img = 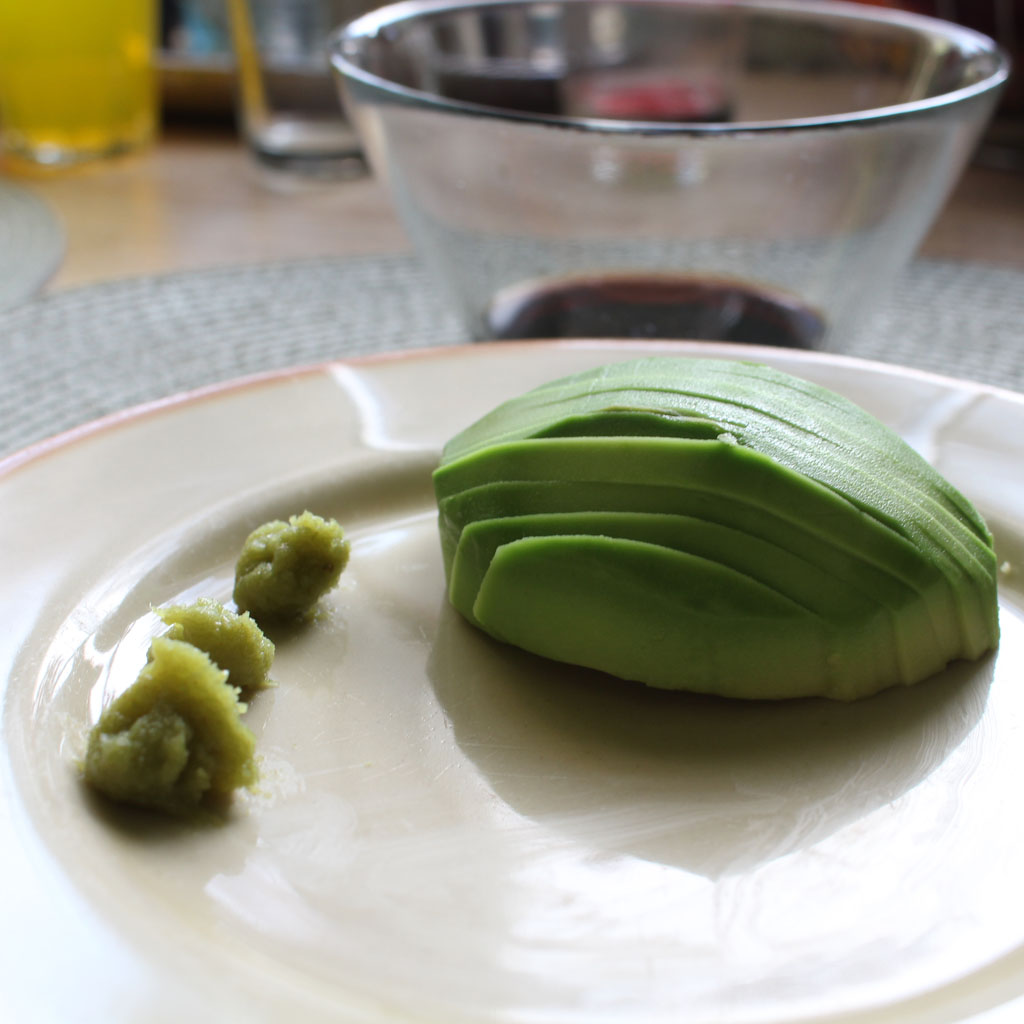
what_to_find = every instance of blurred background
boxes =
[156,0,1022,163]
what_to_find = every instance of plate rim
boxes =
[4,338,1023,479]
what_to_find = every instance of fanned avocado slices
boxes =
[433,358,999,701]
[451,511,917,696]
[473,535,837,700]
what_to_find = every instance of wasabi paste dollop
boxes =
[156,598,274,692]
[234,511,350,623]
[83,637,257,813]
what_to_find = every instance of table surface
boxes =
[9,126,1024,291]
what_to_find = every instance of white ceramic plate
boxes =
[4,340,1024,1024]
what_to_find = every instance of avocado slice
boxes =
[451,511,923,689]
[440,359,993,577]
[450,510,872,623]
[436,439,941,585]
[435,435,991,658]
[471,534,854,700]
[438,477,942,663]
[531,409,730,441]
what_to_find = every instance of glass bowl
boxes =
[330,0,1008,347]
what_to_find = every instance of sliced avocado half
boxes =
[432,357,999,699]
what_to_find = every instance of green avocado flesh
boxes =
[83,637,257,813]
[433,357,999,701]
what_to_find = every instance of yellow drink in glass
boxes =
[0,0,157,170]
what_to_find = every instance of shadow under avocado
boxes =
[428,601,993,880]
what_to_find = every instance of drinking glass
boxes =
[0,0,158,171]
[228,0,378,178]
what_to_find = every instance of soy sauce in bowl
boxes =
[486,273,827,348]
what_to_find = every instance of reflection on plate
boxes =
[3,340,1024,1024]
[0,180,64,310]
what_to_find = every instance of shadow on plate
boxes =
[428,602,993,879]
[75,772,254,843]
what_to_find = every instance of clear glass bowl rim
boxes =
[329,0,1011,134]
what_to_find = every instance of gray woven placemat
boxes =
[1,253,1021,458]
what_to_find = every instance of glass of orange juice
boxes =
[0,0,158,171]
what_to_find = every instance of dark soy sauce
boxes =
[486,273,827,348]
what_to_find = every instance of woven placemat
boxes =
[1,253,1021,457]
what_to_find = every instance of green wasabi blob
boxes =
[233,511,350,624]
[155,598,274,693]
[83,637,257,814]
